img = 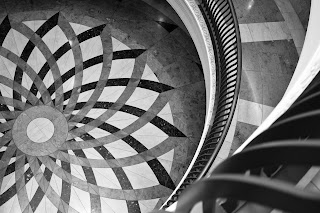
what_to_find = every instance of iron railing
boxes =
[155,67,320,213]
[162,0,242,208]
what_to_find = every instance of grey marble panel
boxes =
[261,72,292,107]
[229,121,258,155]
[239,70,263,104]
[233,0,284,24]
[289,0,311,31]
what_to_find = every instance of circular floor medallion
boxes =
[27,118,55,143]
[12,106,68,156]
[0,6,206,212]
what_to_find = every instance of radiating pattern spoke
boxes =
[0,11,199,213]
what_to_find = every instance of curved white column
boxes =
[236,0,320,153]
[162,0,217,209]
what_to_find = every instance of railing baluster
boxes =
[161,0,242,209]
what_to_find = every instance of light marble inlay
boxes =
[27,118,54,143]
[0,2,206,211]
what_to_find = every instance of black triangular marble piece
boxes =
[49,156,56,162]
[36,12,59,37]
[0,16,11,45]
[113,49,146,60]
[156,21,178,33]
[195,62,203,71]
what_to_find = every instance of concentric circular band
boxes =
[12,105,68,156]
[0,3,206,212]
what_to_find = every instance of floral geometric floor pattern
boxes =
[0,1,206,212]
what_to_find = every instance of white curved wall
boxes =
[236,0,320,153]
[162,0,217,209]
[166,0,216,114]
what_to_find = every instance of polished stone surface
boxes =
[27,118,54,143]
[0,1,204,212]
[240,40,298,106]
[12,105,68,156]
[288,0,311,31]
[229,121,257,155]
[219,0,307,159]
[233,0,284,24]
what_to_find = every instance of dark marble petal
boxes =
[150,116,185,137]
[147,159,175,190]
[127,200,140,213]
[113,49,146,60]
[0,16,11,45]
[138,80,174,93]
[36,12,59,37]
[156,21,178,33]
[77,24,106,43]
[60,160,72,205]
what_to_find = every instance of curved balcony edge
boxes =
[154,1,320,212]
[162,0,242,209]
[161,0,217,208]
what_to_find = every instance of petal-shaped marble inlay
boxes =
[0,6,206,212]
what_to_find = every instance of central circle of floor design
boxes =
[0,5,205,213]
[12,106,68,156]
[27,118,55,143]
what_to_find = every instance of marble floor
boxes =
[0,0,312,212]
[215,0,310,171]
[0,1,205,213]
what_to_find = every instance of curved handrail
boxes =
[162,0,242,208]
[153,65,320,213]
[157,141,320,213]
[177,173,320,213]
